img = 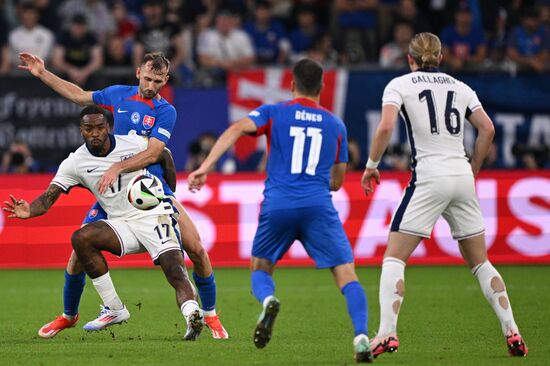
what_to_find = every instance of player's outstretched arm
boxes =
[188,117,257,192]
[18,52,94,106]
[362,104,399,196]
[467,107,495,177]
[3,185,63,219]
[98,138,167,194]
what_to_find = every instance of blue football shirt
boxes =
[248,98,348,211]
[92,85,177,195]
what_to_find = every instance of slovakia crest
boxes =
[143,115,155,129]
[131,112,140,124]
[89,209,98,218]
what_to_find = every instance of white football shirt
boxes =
[382,70,482,179]
[52,134,174,220]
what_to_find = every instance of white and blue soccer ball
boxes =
[127,173,164,210]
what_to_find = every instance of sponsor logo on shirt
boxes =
[143,115,155,129]
[131,112,140,124]
[295,110,323,122]
[249,110,260,117]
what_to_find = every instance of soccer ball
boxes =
[127,173,164,210]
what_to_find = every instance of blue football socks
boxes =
[341,281,368,336]
[192,272,217,312]
[251,270,275,304]
[63,271,86,317]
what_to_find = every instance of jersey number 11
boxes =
[289,126,323,176]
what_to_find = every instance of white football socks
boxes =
[377,257,406,337]
[472,261,519,336]
[180,300,200,320]
[91,272,124,310]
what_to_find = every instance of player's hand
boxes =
[361,168,380,196]
[18,52,46,77]
[3,195,31,219]
[98,165,120,194]
[188,167,208,193]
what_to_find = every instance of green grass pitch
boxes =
[0,266,548,365]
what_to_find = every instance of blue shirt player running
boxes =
[17,51,227,340]
[188,59,373,363]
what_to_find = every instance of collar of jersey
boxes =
[289,97,321,108]
[126,93,156,109]
[86,134,116,157]
[415,67,440,73]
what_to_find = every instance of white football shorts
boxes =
[102,214,182,264]
[390,174,485,240]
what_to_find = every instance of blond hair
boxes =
[409,32,441,69]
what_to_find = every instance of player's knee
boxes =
[71,228,95,252]
[186,243,207,262]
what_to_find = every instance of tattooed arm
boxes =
[3,184,64,219]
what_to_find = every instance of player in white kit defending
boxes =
[361,33,528,358]
[3,106,204,339]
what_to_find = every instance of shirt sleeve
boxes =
[149,105,177,144]
[382,79,403,108]
[92,85,119,109]
[465,84,482,117]
[336,121,349,163]
[239,32,255,58]
[247,104,272,136]
[51,154,80,193]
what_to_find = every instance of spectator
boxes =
[1,140,40,174]
[133,0,185,69]
[347,137,362,171]
[512,143,549,169]
[244,0,290,65]
[441,3,487,71]
[185,132,238,173]
[334,0,379,63]
[393,0,431,37]
[35,0,62,34]
[111,0,139,44]
[197,7,255,82]
[52,14,103,86]
[0,7,10,75]
[58,0,115,43]
[507,7,550,73]
[305,33,339,67]
[289,6,320,60]
[379,21,413,68]
[8,3,54,66]
[104,36,132,67]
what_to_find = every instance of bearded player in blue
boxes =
[189,59,373,363]
[18,52,228,340]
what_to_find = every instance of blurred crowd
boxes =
[0,0,548,87]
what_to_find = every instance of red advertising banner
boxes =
[1,171,549,268]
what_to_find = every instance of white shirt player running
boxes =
[382,70,482,179]
[51,134,174,220]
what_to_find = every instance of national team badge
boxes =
[143,115,155,129]
[89,209,98,218]
[131,112,140,124]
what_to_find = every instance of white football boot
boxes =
[83,305,130,331]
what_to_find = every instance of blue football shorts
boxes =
[252,205,354,268]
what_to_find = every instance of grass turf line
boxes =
[0,266,548,365]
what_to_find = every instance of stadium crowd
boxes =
[0,0,549,86]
